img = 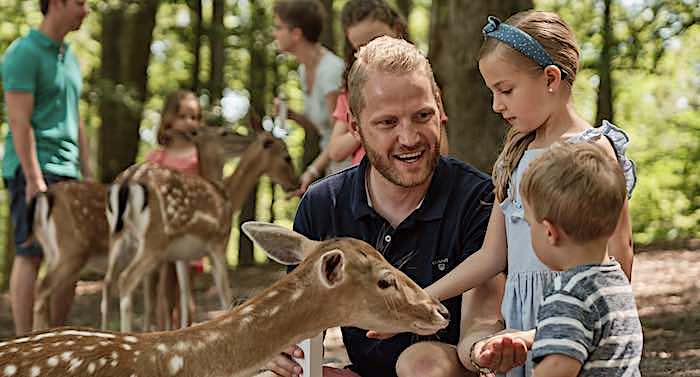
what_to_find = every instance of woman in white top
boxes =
[272,0,345,196]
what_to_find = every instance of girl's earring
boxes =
[548,88,553,93]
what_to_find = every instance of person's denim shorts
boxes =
[4,168,73,257]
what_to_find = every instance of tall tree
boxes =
[595,0,614,126]
[238,0,270,266]
[189,0,204,91]
[429,0,533,173]
[98,1,160,182]
[396,0,413,20]
[320,0,336,52]
[209,0,225,102]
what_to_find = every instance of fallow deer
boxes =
[0,222,449,377]
[28,126,253,331]
[103,130,300,332]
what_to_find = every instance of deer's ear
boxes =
[319,249,345,288]
[241,221,319,265]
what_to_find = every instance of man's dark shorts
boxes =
[4,168,74,257]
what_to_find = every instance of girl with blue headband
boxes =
[423,10,638,377]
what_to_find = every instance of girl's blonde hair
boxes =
[157,90,201,146]
[480,11,580,202]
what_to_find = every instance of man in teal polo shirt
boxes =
[2,0,90,335]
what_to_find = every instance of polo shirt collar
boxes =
[29,28,68,54]
[349,156,451,223]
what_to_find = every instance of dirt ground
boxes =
[1,247,698,376]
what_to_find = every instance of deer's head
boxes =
[184,125,254,160]
[242,222,449,335]
[246,132,300,192]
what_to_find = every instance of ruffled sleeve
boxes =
[568,120,637,198]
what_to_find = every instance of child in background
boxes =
[327,0,449,166]
[147,89,203,329]
[489,142,643,376]
[418,11,637,377]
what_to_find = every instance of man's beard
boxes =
[360,132,440,189]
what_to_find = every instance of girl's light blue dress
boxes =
[498,121,637,377]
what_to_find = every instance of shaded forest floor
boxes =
[1,247,698,376]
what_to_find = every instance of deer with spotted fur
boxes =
[26,126,254,332]
[0,222,449,377]
[103,126,300,332]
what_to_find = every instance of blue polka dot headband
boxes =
[482,16,568,80]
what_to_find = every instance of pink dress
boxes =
[332,92,365,165]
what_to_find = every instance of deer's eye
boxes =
[377,279,391,289]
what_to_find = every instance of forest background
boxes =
[0,0,697,288]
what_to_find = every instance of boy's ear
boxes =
[542,219,560,246]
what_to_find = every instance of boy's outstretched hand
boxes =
[472,330,533,373]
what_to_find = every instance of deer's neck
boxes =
[149,271,340,376]
[222,150,264,212]
[197,149,226,185]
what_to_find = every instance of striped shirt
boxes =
[532,260,643,376]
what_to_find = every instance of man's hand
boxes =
[25,176,47,203]
[266,345,305,377]
[471,331,532,373]
[365,330,397,340]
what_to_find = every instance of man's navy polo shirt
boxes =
[293,156,494,377]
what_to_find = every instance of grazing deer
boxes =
[103,130,300,332]
[0,222,449,377]
[27,126,253,331]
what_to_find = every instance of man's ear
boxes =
[543,65,563,92]
[290,26,304,42]
[542,219,560,246]
[349,115,362,142]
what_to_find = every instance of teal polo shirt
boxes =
[1,28,82,179]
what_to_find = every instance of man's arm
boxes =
[78,118,93,180]
[5,91,45,200]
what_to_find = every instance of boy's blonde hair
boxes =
[520,142,626,242]
[482,11,581,203]
[347,36,439,119]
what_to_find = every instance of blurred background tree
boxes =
[0,0,697,288]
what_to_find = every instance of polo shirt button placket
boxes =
[384,235,391,243]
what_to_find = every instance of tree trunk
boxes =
[396,0,413,20]
[429,0,532,173]
[320,0,335,52]
[238,1,269,266]
[190,0,203,92]
[1,208,14,291]
[97,6,124,182]
[98,1,160,182]
[209,0,225,103]
[595,0,614,126]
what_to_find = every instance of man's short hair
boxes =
[347,36,438,119]
[273,0,325,43]
[520,142,626,242]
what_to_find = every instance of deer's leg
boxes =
[175,260,191,328]
[118,247,159,332]
[33,254,83,330]
[209,245,232,309]
[142,269,158,332]
[102,236,126,330]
